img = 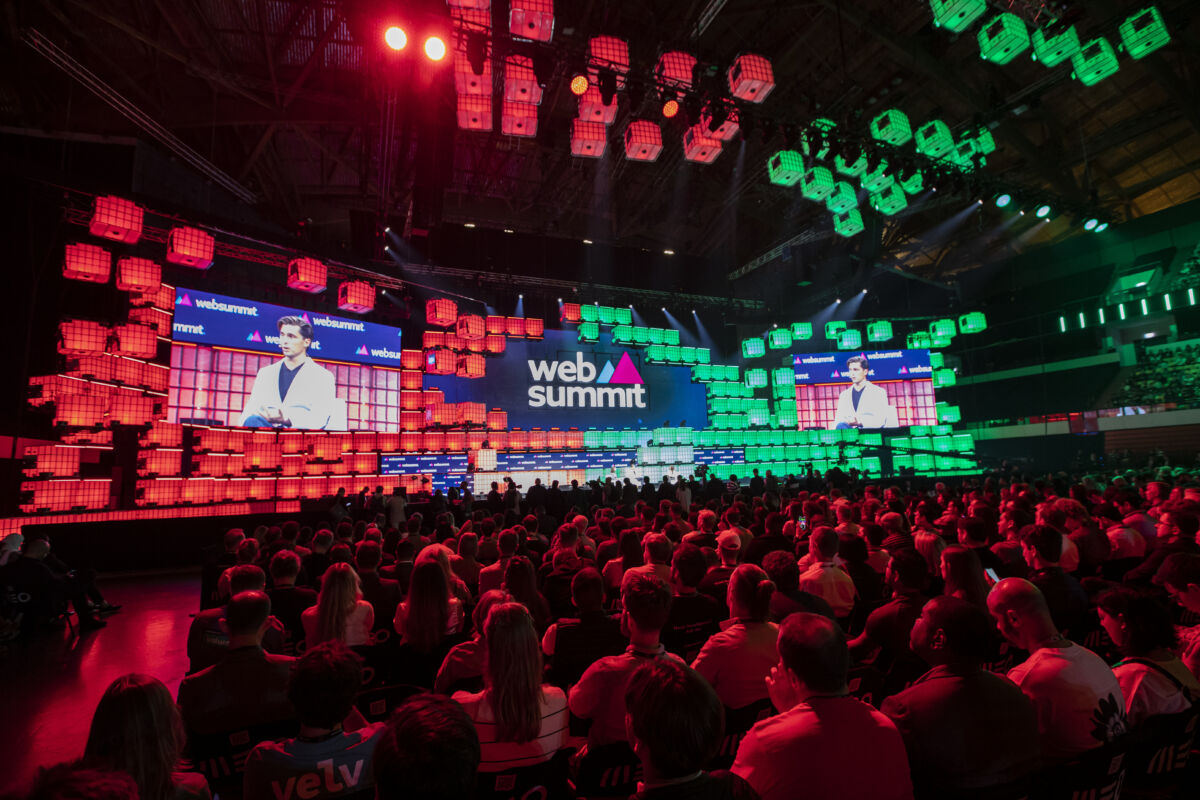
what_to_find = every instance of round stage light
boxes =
[423,36,447,61]
[1035,204,1051,218]
[569,74,590,96]
[1083,218,1098,231]
[662,99,679,118]
[1094,222,1109,233]
[995,193,1012,208]
[384,26,407,51]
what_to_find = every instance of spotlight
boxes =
[862,288,868,294]
[1035,204,1051,218]
[1019,209,1026,215]
[569,66,589,96]
[423,36,447,61]
[518,294,523,298]
[465,32,487,75]
[1083,218,1099,231]
[663,249,675,255]
[384,226,391,233]
[464,223,476,228]
[503,228,514,234]
[836,298,842,303]
[976,199,983,205]
[557,297,562,302]
[662,98,679,118]
[582,239,593,244]
[597,68,617,105]
[1094,222,1109,232]
[995,193,1012,208]
[661,307,666,311]
[384,26,407,51]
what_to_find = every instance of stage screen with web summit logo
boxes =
[425,330,710,429]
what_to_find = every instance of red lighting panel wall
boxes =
[422,431,445,451]
[131,283,176,311]
[89,195,144,244]
[443,333,464,351]
[546,429,567,450]
[429,402,459,426]
[64,355,114,381]
[116,258,162,293]
[337,281,374,313]
[63,242,112,283]
[624,120,663,161]
[484,335,506,354]
[467,430,488,450]
[22,446,82,478]
[578,86,617,125]
[588,35,630,86]
[523,318,544,338]
[426,298,458,326]
[505,317,526,337]
[528,429,547,450]
[137,448,181,477]
[287,258,327,293]
[570,119,607,158]
[565,430,584,449]
[561,303,582,323]
[444,430,467,452]
[464,337,487,353]
[487,409,507,430]
[424,349,456,375]
[456,314,485,340]
[424,330,446,349]
[504,55,544,104]
[350,432,378,452]
[401,432,422,451]
[166,227,215,269]
[136,478,182,506]
[54,394,108,428]
[400,390,424,411]
[727,54,775,103]
[140,422,183,448]
[457,354,486,378]
[111,323,159,359]
[459,402,486,425]
[400,411,424,431]
[454,51,492,96]
[401,350,424,370]
[486,315,507,334]
[376,433,400,451]
[311,435,349,461]
[656,51,697,90]
[20,479,111,513]
[502,100,538,137]
[111,357,169,392]
[456,95,493,131]
[108,393,163,426]
[423,389,444,407]
[129,307,172,336]
[509,0,554,42]
[244,436,282,470]
[278,432,308,454]
[507,430,528,450]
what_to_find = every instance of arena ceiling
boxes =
[3,0,1199,290]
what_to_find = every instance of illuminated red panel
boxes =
[55,395,108,428]
[423,389,445,407]
[727,54,775,103]
[487,431,507,449]
[130,282,175,310]
[181,478,217,504]
[400,432,422,451]
[245,436,281,470]
[287,257,327,293]
[464,337,487,353]
[456,314,485,340]
[424,349,456,375]
[547,429,567,449]
[457,354,486,378]
[108,393,163,426]
[279,455,306,477]
[22,446,82,478]
[139,422,183,448]
[565,429,584,449]
[507,430,528,450]
[167,227,215,269]
[423,331,446,350]
[509,0,554,42]
[129,307,171,336]
[444,430,467,451]
[111,323,158,359]
[528,429,548,450]
[60,429,113,446]
[346,453,378,473]
[400,370,423,390]
[338,281,374,313]
[655,51,697,90]
[487,410,507,430]
[400,411,424,431]
[467,430,488,450]
[20,479,111,513]
[63,242,112,284]
[624,120,663,162]
[328,476,359,497]
[504,56,544,105]
[310,435,345,462]
[89,195,144,243]
[351,432,377,452]
[588,35,629,87]
[459,402,486,425]
[422,431,446,451]
[505,317,526,337]
[484,334,506,354]
[278,432,309,454]
[522,318,544,338]
[64,355,114,381]
[683,124,723,164]
[136,448,181,477]
[442,333,464,351]
[116,258,162,293]
[571,119,607,158]
[426,298,459,326]
[561,303,582,323]
[275,476,304,499]
[430,402,458,426]
[401,349,424,370]
[57,321,107,358]
[578,85,617,125]
[456,94,492,131]
[377,433,401,451]
[454,51,491,96]
[110,357,169,391]
[135,477,181,506]
[486,315,507,334]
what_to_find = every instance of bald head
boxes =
[987,578,1056,650]
[987,578,1047,617]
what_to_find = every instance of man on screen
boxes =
[239,316,337,429]
[832,355,889,429]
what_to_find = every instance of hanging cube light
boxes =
[111,323,158,359]
[427,298,458,326]
[825,321,846,339]
[286,257,327,293]
[588,35,629,88]
[871,184,908,216]
[767,328,792,349]
[929,0,987,33]
[950,139,979,170]
[930,352,945,369]
[655,51,697,90]
[700,101,740,141]
[116,257,161,293]
[801,119,837,160]
[790,322,813,340]
[958,311,987,333]
[1072,37,1121,86]
[932,368,957,389]
[338,281,374,313]
[745,368,769,389]
[837,329,863,349]
[682,124,722,164]
[425,349,457,375]
[860,160,894,193]
[907,331,933,349]
[456,94,492,131]
[63,242,112,284]
[501,100,538,137]
[914,120,955,158]
[454,51,491,96]
[834,149,868,178]
[978,14,1031,65]
[930,319,957,339]
[973,127,996,156]
[509,0,554,43]
[504,55,544,105]
[898,168,925,195]
[560,302,581,323]
[867,320,893,342]
[580,304,599,322]
[767,150,805,187]
[166,226,215,269]
[614,307,632,325]
[825,181,858,214]
[870,109,913,146]
[727,54,775,103]
[1119,7,1170,60]
[624,120,663,162]
[456,314,485,340]
[58,319,110,355]
[578,321,600,342]
[597,305,616,324]
[89,195,144,243]
[457,354,486,378]
[570,119,607,158]
[741,337,766,358]
[833,208,865,238]
[800,166,835,201]
[578,85,618,125]
[1031,23,1081,67]
[935,402,962,424]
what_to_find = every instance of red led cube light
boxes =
[430,402,458,426]
[63,242,112,284]
[457,354,486,378]
[505,317,526,337]
[401,390,424,411]
[423,389,445,406]
[454,51,492,96]
[484,334,506,354]
[457,314,485,340]
[111,323,158,359]
[487,410,508,430]
[507,430,528,449]
[727,54,775,103]
[459,402,486,425]
[425,349,457,375]
[287,257,327,293]
[401,370,423,390]
[427,298,458,326]
[655,51,697,90]
[501,100,539,137]
[578,86,617,125]
[423,330,446,350]
[443,333,464,351]
[571,119,608,158]
[683,124,723,164]
[504,55,544,105]
[129,307,171,336]
[561,303,582,323]
[588,35,630,87]
[565,430,584,449]
[523,317,544,338]
[108,393,162,426]
[444,430,467,452]
[422,431,446,451]
[624,120,663,162]
[89,195,144,244]
[464,337,487,353]
[528,429,547,450]
[58,320,111,356]
[337,281,374,313]
[457,94,493,131]
[166,227,215,269]
[486,315,507,334]
[509,0,554,42]
[401,349,424,370]
[55,394,109,428]
[115,258,162,293]
[400,412,424,432]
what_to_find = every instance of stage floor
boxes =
[0,572,198,796]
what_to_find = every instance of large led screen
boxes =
[167,288,403,430]
[793,350,936,430]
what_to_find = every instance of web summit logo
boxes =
[528,351,647,408]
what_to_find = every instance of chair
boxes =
[708,697,774,770]
[478,750,572,800]
[1039,739,1128,800]
[187,719,299,800]
[1122,707,1199,797]
[353,683,426,724]
[571,741,642,800]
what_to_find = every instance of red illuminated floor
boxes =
[0,572,198,796]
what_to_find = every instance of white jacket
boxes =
[239,358,337,429]
[833,381,890,428]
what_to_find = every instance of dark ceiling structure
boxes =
[3,0,1198,301]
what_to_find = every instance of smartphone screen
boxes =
[984,567,999,586]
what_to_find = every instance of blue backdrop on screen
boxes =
[426,330,710,429]
[170,287,403,367]
[793,349,932,383]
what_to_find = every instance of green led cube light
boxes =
[648,327,665,344]
[915,120,954,159]
[1120,7,1170,60]
[932,368,957,389]
[579,321,600,341]
[825,181,858,214]
[833,208,865,238]
[825,320,847,339]
[935,402,962,424]
[693,364,713,382]
[870,184,908,216]
[834,150,868,178]
[646,344,666,361]
[772,367,794,386]
[800,166,835,202]
[768,150,806,187]
[597,305,616,324]
[870,109,912,146]
[580,304,599,322]
[632,327,651,344]
[930,319,957,339]
[696,348,711,364]
[907,331,933,349]
[665,345,681,362]
[973,128,996,156]
[612,325,632,343]
[978,14,1031,65]
[1031,23,1081,67]
[1072,37,1120,86]
[898,169,925,195]
[837,329,863,350]
[745,368,768,389]
[768,328,792,349]
[929,0,987,33]
[614,307,632,325]
[929,352,945,368]
[867,320,893,342]
[742,337,766,358]
[958,311,987,333]
[664,328,680,345]
[861,160,894,193]
[790,322,813,340]
[950,139,978,169]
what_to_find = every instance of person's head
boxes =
[355,540,383,572]
[940,545,989,609]
[762,550,800,593]
[1155,553,1200,614]
[235,538,259,565]
[987,578,1057,650]
[861,522,886,548]
[223,528,246,552]
[457,532,478,560]
[642,532,671,565]
[288,640,363,729]
[276,315,313,359]
[716,529,742,565]
[223,590,272,642]
[312,529,334,553]
[809,526,840,561]
[404,559,451,653]
[372,694,480,800]
[501,555,539,607]
[727,563,775,622]
[837,533,868,566]
[957,516,992,547]
[909,596,995,667]
[269,549,301,584]
[618,528,644,567]
[27,761,139,800]
[697,509,717,533]
[886,548,929,594]
[670,543,708,590]
[20,537,51,560]
[1096,587,1179,657]
[1157,506,1200,543]
[880,511,905,534]
[775,613,849,701]
[1020,524,1062,568]
[620,571,673,637]
[312,562,362,646]
[570,567,606,613]
[913,530,947,576]
[497,529,519,557]
[483,603,544,743]
[846,355,869,386]
[624,659,724,780]
[84,674,185,800]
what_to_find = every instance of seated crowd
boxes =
[18,467,1200,799]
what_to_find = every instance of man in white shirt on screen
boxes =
[833,355,889,429]
[239,315,337,429]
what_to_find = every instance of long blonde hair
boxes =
[314,562,362,645]
[484,602,544,743]
[85,674,185,800]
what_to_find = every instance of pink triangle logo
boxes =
[301,312,311,324]
[831,369,841,378]
[610,352,644,384]
[900,365,908,374]
[177,293,192,306]
[247,330,262,342]
[357,345,368,355]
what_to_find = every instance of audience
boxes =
[692,564,778,710]
[660,543,723,661]
[302,562,374,647]
[266,549,316,644]
[541,567,627,687]
[372,694,480,800]
[394,559,462,652]
[796,526,856,620]
[354,541,401,634]
[186,565,285,673]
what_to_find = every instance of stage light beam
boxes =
[424,36,447,61]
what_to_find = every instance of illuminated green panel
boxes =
[580,304,599,322]
[949,139,978,169]
[1032,23,1080,67]
[932,368,957,388]
[614,307,632,325]
[696,348,711,364]
[929,0,987,33]
[772,367,794,386]
[768,150,806,187]
[1120,7,1170,60]
[665,345,681,362]
[596,305,613,324]
[620,430,641,449]
[774,404,797,427]
[915,120,954,158]
[825,181,858,214]
[1072,37,1120,86]
[870,109,912,146]
[721,365,739,381]
[612,325,632,343]
[835,150,868,178]
[768,328,792,349]
[579,321,600,342]
[748,407,770,427]
[898,169,925,195]
[646,344,666,361]
[931,335,953,349]
[800,166,835,201]
[825,321,847,339]
[833,208,865,238]
[907,331,932,348]
[648,327,665,344]
[692,364,713,382]
[583,430,602,448]
[930,319,956,338]
[790,322,813,340]
[861,161,894,193]
[664,328,680,345]
[742,337,766,358]
[952,433,974,452]
[867,320,893,342]
[958,311,987,333]
[632,327,651,344]
[929,352,944,369]
[745,368,768,388]
[978,14,1030,64]
[973,128,996,156]
[935,402,962,424]
[838,329,863,349]
[870,184,908,216]
[773,383,793,399]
